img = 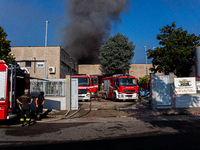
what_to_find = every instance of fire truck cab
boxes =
[71,74,90,101]
[0,60,30,120]
[90,75,98,98]
[102,74,139,101]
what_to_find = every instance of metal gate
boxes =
[71,78,78,110]
[156,75,171,106]
[30,79,66,96]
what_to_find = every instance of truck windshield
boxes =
[72,77,90,86]
[91,78,97,85]
[120,78,137,86]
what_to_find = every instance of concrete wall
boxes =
[30,96,66,111]
[78,64,163,78]
[129,64,163,78]
[176,94,200,108]
[78,64,102,75]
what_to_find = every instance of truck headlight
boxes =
[91,92,95,96]
[87,94,90,97]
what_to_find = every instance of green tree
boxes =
[139,76,147,84]
[0,26,15,64]
[99,33,135,74]
[147,22,200,77]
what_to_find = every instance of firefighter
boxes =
[35,91,45,119]
[16,89,33,127]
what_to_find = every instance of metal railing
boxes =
[30,79,66,97]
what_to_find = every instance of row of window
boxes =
[17,62,44,68]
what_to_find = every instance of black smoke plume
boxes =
[60,0,130,64]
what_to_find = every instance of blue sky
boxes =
[0,0,200,64]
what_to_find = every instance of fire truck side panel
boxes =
[0,62,8,120]
[108,79,113,98]
[104,80,110,93]
[103,78,114,99]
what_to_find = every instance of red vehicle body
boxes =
[102,74,139,101]
[89,75,102,98]
[71,74,90,101]
[0,60,30,120]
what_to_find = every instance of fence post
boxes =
[66,75,71,111]
[169,72,175,108]
[150,73,156,109]
[43,81,46,95]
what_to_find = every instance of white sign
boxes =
[174,77,196,94]
[196,81,200,91]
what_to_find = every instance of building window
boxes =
[37,62,44,68]
[25,61,31,67]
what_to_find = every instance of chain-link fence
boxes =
[30,79,66,97]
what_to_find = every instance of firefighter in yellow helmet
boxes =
[16,89,33,127]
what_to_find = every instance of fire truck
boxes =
[102,74,139,101]
[0,60,30,120]
[71,74,91,101]
[89,75,102,98]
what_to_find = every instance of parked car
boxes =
[140,87,150,97]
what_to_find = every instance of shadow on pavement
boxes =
[1,131,200,150]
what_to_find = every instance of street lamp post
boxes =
[44,21,49,79]
[144,46,148,90]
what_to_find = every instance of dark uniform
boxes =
[35,92,45,118]
[17,94,32,126]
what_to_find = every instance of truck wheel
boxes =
[113,93,117,102]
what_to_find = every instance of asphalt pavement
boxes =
[36,97,200,123]
[2,97,200,149]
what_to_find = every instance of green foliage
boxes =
[139,76,147,84]
[0,26,15,64]
[99,33,135,74]
[147,22,200,77]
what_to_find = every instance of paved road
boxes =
[1,98,200,149]
[1,114,200,149]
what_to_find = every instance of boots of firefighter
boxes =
[40,112,43,119]
[20,118,24,127]
[26,118,31,127]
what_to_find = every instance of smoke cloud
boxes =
[60,0,130,64]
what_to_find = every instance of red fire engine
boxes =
[0,60,30,120]
[102,74,139,101]
[71,74,91,101]
[89,75,102,98]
